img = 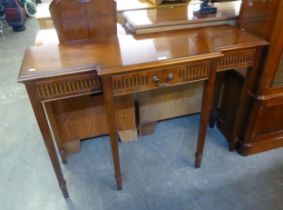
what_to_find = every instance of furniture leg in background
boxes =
[229,48,263,151]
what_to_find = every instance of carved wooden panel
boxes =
[217,49,256,71]
[112,61,211,96]
[239,94,283,155]
[36,73,101,100]
[178,62,210,80]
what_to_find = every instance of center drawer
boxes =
[112,61,211,96]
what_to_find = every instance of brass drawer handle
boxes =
[152,73,174,87]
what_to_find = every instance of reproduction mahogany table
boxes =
[18,25,267,198]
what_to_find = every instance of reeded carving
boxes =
[178,62,210,80]
[217,49,256,70]
[113,75,149,91]
[112,62,210,95]
[37,77,100,99]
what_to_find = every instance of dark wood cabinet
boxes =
[217,0,283,155]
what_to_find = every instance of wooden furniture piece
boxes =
[214,0,283,154]
[18,25,267,197]
[33,27,137,156]
[49,0,117,45]
[35,0,189,30]
[123,0,241,134]
[34,0,137,153]
[214,69,245,148]
[124,1,241,34]
[35,1,244,145]
[238,0,283,154]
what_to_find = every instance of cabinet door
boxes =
[238,0,280,40]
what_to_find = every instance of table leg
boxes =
[195,61,218,168]
[102,76,122,190]
[26,85,69,198]
[229,67,255,151]
[230,48,263,151]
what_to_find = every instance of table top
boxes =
[123,1,241,29]
[18,25,268,82]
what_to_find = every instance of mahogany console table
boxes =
[18,25,267,198]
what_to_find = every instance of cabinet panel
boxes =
[273,53,283,86]
[238,0,280,40]
[239,95,283,155]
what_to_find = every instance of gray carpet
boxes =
[1,18,283,210]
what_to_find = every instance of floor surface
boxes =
[1,19,283,210]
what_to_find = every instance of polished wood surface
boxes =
[124,1,241,34]
[238,0,280,40]
[102,76,123,190]
[18,25,267,82]
[236,0,283,154]
[215,0,283,155]
[34,26,137,148]
[35,0,190,29]
[19,24,268,197]
[240,93,283,155]
[49,0,117,44]
[25,83,69,198]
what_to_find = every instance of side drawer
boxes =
[112,61,211,96]
[217,49,256,71]
[35,72,101,101]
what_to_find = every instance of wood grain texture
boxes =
[18,22,268,196]
[216,70,244,144]
[238,0,280,40]
[112,61,211,96]
[49,0,117,45]
[25,83,69,198]
[102,76,122,190]
[240,95,283,155]
[18,25,268,82]
[124,1,241,34]
[221,0,283,155]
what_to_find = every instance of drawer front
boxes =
[35,72,101,100]
[112,61,211,96]
[217,49,256,71]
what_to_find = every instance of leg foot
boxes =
[229,140,236,152]
[115,175,122,190]
[209,111,217,128]
[195,153,202,168]
[59,150,67,164]
[59,181,69,198]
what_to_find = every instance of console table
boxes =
[18,25,267,198]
